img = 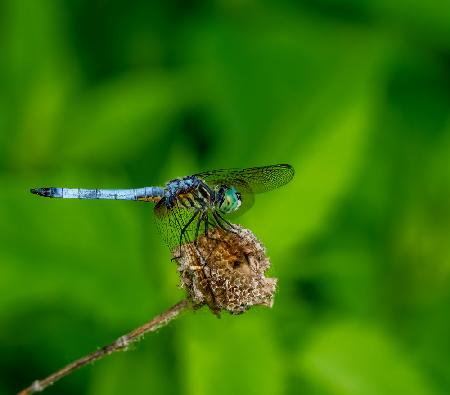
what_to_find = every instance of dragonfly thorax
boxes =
[164,176,214,211]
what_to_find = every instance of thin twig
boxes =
[17,299,190,395]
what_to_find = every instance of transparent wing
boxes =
[194,164,294,194]
[154,199,200,250]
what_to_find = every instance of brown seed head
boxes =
[173,226,277,315]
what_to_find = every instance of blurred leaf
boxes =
[179,311,284,395]
[368,0,450,45]
[1,0,77,167]
[298,322,438,395]
[60,73,186,163]
[246,88,375,267]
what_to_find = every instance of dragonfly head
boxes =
[216,186,241,214]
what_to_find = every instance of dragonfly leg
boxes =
[204,212,209,237]
[193,212,211,247]
[207,213,217,228]
[194,211,204,246]
[179,210,200,248]
[213,212,239,238]
[215,212,236,229]
[212,212,228,231]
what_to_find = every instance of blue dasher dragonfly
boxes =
[31,164,294,250]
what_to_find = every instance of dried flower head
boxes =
[173,225,277,315]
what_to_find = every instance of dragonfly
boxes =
[31,164,294,250]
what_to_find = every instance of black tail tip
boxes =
[31,187,52,197]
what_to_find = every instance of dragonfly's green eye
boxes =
[218,187,241,214]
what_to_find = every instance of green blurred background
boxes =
[1,1,450,394]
